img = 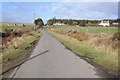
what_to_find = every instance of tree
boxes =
[78,20,86,26]
[88,21,91,24]
[46,18,117,26]
[34,18,44,27]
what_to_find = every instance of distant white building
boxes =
[99,20,110,27]
[7,24,16,26]
[7,24,25,26]
[53,23,65,26]
[112,22,119,27]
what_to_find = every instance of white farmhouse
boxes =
[53,23,65,26]
[99,20,110,27]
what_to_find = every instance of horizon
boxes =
[1,18,119,24]
[2,2,118,24]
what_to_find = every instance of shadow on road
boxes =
[1,50,49,75]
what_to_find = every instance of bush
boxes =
[112,32,120,41]
[12,31,23,37]
[68,32,88,41]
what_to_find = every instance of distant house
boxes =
[99,21,110,27]
[112,22,119,27]
[7,24,15,26]
[7,24,25,26]
[53,23,65,26]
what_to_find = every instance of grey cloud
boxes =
[51,2,118,19]
[2,0,119,2]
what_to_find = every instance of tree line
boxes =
[33,18,120,27]
[46,18,119,26]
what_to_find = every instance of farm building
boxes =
[53,23,65,26]
[112,22,119,27]
[99,20,110,27]
[7,24,25,26]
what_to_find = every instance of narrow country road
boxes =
[12,27,106,78]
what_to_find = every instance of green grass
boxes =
[50,26,119,35]
[2,31,42,63]
[1,26,34,32]
[49,31,118,76]
[0,22,34,32]
[0,22,34,26]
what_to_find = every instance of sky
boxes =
[1,1,119,23]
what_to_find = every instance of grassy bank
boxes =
[1,26,34,32]
[50,26,119,35]
[1,22,34,32]
[49,30,118,77]
[2,29,42,63]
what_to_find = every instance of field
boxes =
[1,26,34,31]
[0,22,34,32]
[0,22,34,26]
[51,26,119,35]
[48,26,119,77]
[1,22,42,63]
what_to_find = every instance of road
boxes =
[12,27,106,78]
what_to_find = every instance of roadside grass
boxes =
[50,26,119,35]
[49,31,118,76]
[0,22,34,27]
[2,30,42,63]
[1,26,34,32]
[0,22,34,32]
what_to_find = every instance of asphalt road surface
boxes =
[12,27,106,78]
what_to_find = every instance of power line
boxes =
[6,0,38,24]
[7,0,28,10]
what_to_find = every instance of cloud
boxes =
[85,11,106,19]
[51,3,78,17]
[2,2,118,23]
[118,2,120,19]
[2,0,119,2]
[8,3,33,13]
[2,11,34,23]
[0,2,2,22]
[50,2,118,20]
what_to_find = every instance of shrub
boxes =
[112,32,120,41]
[12,31,23,37]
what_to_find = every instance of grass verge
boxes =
[2,30,42,63]
[49,30,118,77]
[50,26,119,35]
[1,26,34,32]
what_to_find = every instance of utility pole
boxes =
[34,13,35,30]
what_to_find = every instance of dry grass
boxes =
[2,28,42,63]
[49,28,119,55]
[49,29,119,76]
[1,28,42,51]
